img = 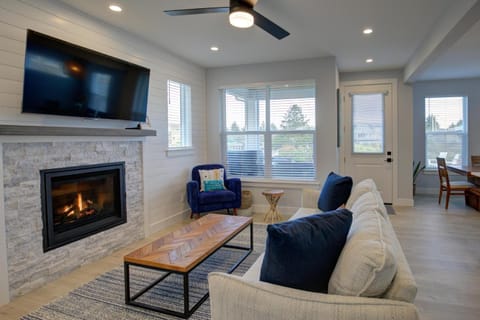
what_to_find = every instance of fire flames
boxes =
[56,192,97,223]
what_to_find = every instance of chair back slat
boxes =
[436,157,450,187]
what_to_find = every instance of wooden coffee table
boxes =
[124,214,253,318]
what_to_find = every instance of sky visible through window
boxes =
[225,95,315,130]
[425,97,464,130]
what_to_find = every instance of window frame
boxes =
[220,80,317,181]
[167,79,192,150]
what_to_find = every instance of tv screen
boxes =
[22,30,150,122]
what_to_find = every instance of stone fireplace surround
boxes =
[1,140,145,299]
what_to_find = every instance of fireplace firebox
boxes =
[41,162,126,252]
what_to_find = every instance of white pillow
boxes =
[328,208,397,297]
[345,179,377,209]
[198,168,225,192]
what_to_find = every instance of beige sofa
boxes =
[208,179,419,320]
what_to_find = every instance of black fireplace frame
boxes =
[41,162,127,252]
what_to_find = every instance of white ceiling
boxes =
[56,0,480,82]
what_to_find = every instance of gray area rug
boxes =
[22,224,268,320]
[386,205,396,215]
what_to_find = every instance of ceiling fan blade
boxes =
[164,7,229,16]
[251,10,289,39]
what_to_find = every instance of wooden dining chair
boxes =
[471,155,480,166]
[436,157,475,209]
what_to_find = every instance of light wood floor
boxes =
[1,196,479,319]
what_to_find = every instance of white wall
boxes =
[205,57,339,211]
[340,70,414,205]
[0,0,207,304]
[413,77,480,193]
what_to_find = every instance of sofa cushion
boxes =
[317,172,353,211]
[260,209,352,293]
[328,206,397,297]
[350,189,388,219]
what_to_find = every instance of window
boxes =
[222,81,316,180]
[425,96,468,169]
[168,80,191,148]
[352,93,384,153]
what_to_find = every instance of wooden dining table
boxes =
[446,164,480,186]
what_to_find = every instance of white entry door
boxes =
[342,83,394,204]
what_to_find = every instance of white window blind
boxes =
[352,93,384,153]
[222,82,316,180]
[425,96,468,169]
[168,80,191,148]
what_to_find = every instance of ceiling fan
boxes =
[164,0,289,40]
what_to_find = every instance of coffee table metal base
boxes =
[124,223,253,319]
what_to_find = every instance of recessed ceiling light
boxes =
[109,4,122,12]
[363,28,373,35]
[210,46,219,52]
[366,58,373,63]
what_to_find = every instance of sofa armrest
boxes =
[208,273,419,320]
[225,177,241,196]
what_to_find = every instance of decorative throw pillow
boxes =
[259,209,352,293]
[317,172,353,211]
[198,168,226,192]
[328,208,397,297]
[203,179,225,192]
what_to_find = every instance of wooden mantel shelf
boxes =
[0,124,156,137]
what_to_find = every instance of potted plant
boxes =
[413,161,425,196]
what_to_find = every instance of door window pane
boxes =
[352,93,384,153]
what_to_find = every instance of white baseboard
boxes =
[146,210,189,236]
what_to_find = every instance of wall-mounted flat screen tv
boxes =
[22,30,150,122]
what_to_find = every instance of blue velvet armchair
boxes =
[186,164,241,218]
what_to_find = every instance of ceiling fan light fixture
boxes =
[229,9,254,28]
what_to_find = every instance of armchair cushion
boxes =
[199,190,236,204]
[259,209,352,293]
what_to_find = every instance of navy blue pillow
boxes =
[259,209,352,293]
[317,172,353,211]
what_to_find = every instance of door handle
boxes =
[384,158,393,163]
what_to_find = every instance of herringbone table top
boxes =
[124,214,252,272]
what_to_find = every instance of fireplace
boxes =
[41,162,126,252]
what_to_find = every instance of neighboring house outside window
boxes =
[221,81,316,180]
[168,80,192,149]
[424,96,468,169]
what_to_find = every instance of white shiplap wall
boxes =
[0,0,207,303]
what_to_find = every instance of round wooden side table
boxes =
[262,189,284,223]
